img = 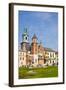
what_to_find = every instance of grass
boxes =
[19,66,58,79]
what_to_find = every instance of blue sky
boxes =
[18,11,58,51]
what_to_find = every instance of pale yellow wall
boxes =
[18,51,27,67]
[18,50,58,67]
[38,60,44,65]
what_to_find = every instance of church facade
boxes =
[18,28,58,67]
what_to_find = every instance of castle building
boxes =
[18,28,58,67]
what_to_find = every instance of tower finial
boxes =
[24,27,28,33]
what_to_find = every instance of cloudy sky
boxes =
[18,11,58,51]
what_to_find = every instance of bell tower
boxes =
[21,28,29,51]
[22,28,28,43]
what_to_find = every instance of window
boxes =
[23,57,24,60]
[20,57,21,60]
[50,53,53,57]
[23,53,24,56]
[50,60,51,63]
[26,37,27,40]
[32,59,34,64]
[32,61,34,64]
[53,53,54,57]
[44,59,46,63]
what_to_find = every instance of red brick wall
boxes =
[31,43,38,54]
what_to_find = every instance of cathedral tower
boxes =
[21,28,30,51]
[31,34,38,66]
[31,34,38,54]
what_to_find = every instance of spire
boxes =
[32,34,37,39]
[23,27,28,35]
[24,27,28,33]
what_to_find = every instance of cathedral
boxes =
[18,28,58,67]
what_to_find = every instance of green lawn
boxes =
[19,66,58,79]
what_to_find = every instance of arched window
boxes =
[26,37,27,40]
[20,57,21,60]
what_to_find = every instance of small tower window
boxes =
[26,37,27,40]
